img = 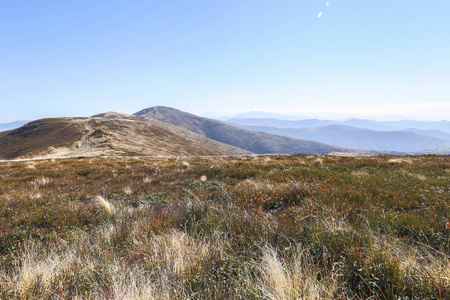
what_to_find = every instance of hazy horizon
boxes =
[2,105,450,124]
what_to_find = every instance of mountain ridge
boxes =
[0,114,250,159]
[229,123,450,152]
[134,106,353,155]
[227,117,450,133]
[3,106,449,160]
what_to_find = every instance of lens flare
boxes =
[317,11,323,18]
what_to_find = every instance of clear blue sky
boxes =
[1,0,449,122]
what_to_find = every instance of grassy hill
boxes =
[134,106,352,154]
[0,118,88,159]
[0,115,249,159]
[87,114,250,156]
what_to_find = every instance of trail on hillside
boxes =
[72,119,98,156]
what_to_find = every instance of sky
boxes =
[1,0,449,122]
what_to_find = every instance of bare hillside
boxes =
[0,118,88,159]
[0,116,249,159]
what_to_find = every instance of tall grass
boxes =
[0,154,449,299]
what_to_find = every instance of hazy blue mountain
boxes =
[227,118,397,130]
[230,124,450,152]
[228,117,450,133]
[341,119,401,131]
[0,121,29,132]
[227,118,338,129]
[225,112,309,120]
[382,120,450,132]
[403,128,450,140]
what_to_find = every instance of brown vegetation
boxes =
[0,116,249,159]
[0,154,449,298]
[0,118,87,159]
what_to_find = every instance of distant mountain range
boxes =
[230,124,450,152]
[1,107,449,160]
[402,128,450,140]
[227,117,450,133]
[0,120,29,132]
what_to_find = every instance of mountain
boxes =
[226,117,399,131]
[228,124,450,152]
[342,119,403,131]
[7,107,446,160]
[0,115,250,159]
[0,120,29,132]
[343,119,450,133]
[226,118,337,129]
[133,106,353,154]
[223,111,309,120]
[383,120,450,132]
[402,128,450,141]
[228,117,450,133]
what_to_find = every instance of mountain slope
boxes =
[0,118,89,159]
[134,106,353,154]
[229,124,450,152]
[0,116,250,159]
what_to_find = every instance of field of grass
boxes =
[0,154,449,299]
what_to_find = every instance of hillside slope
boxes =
[90,113,250,156]
[0,116,249,159]
[134,106,353,154]
[0,118,88,159]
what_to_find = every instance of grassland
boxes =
[0,154,449,299]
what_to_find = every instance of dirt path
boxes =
[72,118,98,156]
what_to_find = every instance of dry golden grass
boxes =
[255,246,341,300]
[0,154,449,299]
[95,195,115,214]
